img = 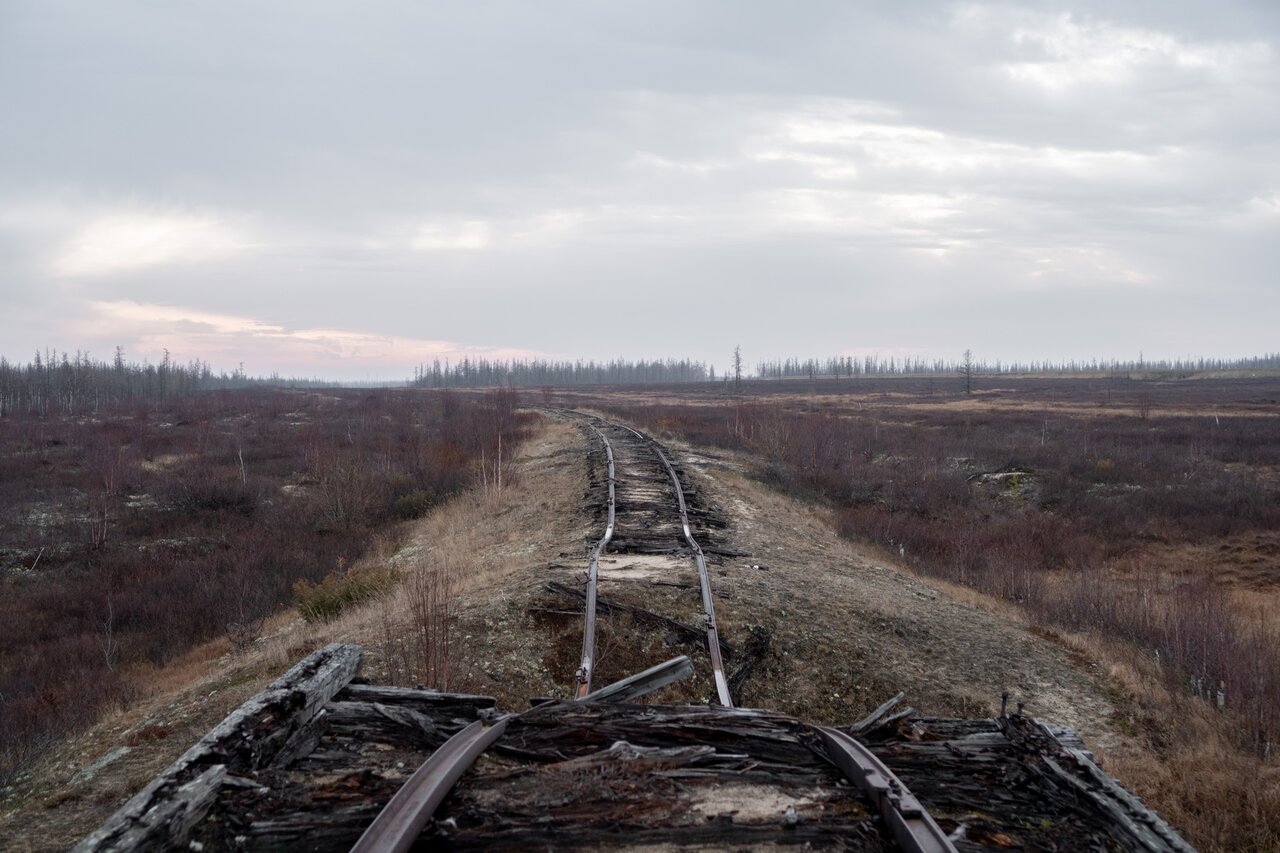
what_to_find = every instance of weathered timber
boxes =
[862,714,1196,851]
[502,703,833,778]
[434,819,886,850]
[875,706,915,733]
[246,803,384,850]
[75,643,362,852]
[604,539,685,555]
[92,645,1195,853]
[1042,721,1093,758]
[271,709,329,769]
[430,704,880,850]
[544,579,735,658]
[83,764,228,853]
[847,691,907,735]
[324,701,452,747]
[1001,713,1196,853]
[334,683,496,712]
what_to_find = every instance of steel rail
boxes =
[350,716,510,853]
[349,659,697,852]
[815,725,957,853]
[621,426,734,707]
[574,423,616,698]
[578,654,695,703]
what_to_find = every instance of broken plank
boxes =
[75,643,362,852]
[334,683,495,712]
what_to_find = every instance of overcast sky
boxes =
[1,1,1277,379]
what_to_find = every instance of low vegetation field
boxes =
[0,386,525,784]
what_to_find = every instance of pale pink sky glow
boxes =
[73,302,544,379]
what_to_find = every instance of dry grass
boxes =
[1070,633,1280,852]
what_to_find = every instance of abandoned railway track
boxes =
[568,413,733,705]
[75,411,1197,852]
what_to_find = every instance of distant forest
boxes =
[409,352,1280,389]
[4,348,1278,410]
[753,353,1280,380]
[0,349,336,416]
[409,357,710,388]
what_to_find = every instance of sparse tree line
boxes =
[753,352,1280,380]
[410,357,709,388]
[0,348,337,417]
[407,350,1280,391]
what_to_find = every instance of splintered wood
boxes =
[79,645,1194,852]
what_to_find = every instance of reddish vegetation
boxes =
[581,374,1280,755]
[0,386,525,782]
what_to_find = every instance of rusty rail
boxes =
[816,725,957,853]
[574,423,615,698]
[622,426,734,707]
[349,717,509,853]
[578,654,695,703]
[350,660,695,851]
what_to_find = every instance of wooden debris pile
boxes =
[862,715,1195,852]
[77,644,1195,852]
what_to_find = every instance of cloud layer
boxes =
[1,2,1276,377]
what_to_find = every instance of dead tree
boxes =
[959,349,975,396]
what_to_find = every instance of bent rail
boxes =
[623,426,734,707]
[816,725,957,853]
[574,423,616,698]
[350,717,510,853]
[352,658,697,851]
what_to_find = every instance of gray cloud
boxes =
[1,1,1276,378]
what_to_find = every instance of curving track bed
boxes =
[565,412,734,706]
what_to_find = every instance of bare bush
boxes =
[404,556,460,690]
[225,618,265,653]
